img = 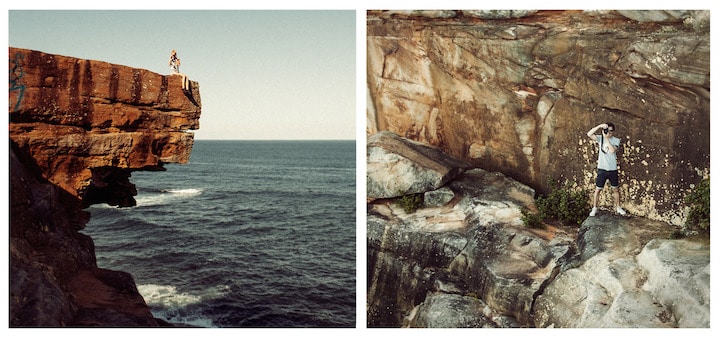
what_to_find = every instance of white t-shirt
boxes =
[596,135,620,171]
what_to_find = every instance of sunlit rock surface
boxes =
[9,47,201,326]
[367,10,709,225]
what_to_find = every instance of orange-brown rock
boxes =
[9,47,200,205]
[9,47,201,326]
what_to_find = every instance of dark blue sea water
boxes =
[82,140,356,328]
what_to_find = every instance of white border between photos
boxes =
[3,1,718,337]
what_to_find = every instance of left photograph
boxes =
[8,10,356,327]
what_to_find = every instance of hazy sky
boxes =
[8,10,356,140]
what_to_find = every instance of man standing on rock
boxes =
[588,122,627,216]
[168,49,189,91]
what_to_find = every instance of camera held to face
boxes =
[603,128,609,134]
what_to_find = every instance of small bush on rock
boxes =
[684,177,709,232]
[521,208,546,229]
[668,230,686,240]
[395,193,424,214]
[522,179,590,228]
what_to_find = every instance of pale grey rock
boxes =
[463,10,537,20]
[404,293,495,328]
[368,164,710,328]
[423,187,455,207]
[532,214,708,328]
[636,239,710,327]
[617,10,691,23]
[367,131,468,199]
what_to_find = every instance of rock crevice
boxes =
[367,132,709,328]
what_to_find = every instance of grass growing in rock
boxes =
[521,208,546,229]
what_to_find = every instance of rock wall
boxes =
[9,47,201,326]
[366,10,710,226]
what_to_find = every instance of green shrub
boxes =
[521,208,546,229]
[522,179,590,228]
[684,178,710,231]
[539,180,590,227]
[395,193,424,214]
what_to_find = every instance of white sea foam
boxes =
[165,188,203,195]
[137,284,202,308]
[134,188,203,206]
[133,194,167,207]
[137,283,220,327]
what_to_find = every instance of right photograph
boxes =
[366,10,710,328]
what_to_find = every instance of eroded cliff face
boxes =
[9,47,200,206]
[367,10,709,225]
[9,47,201,326]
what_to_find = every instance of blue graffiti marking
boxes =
[9,52,26,111]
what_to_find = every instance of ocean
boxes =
[82,140,356,328]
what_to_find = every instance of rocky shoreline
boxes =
[9,47,201,326]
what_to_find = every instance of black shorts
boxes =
[596,169,619,189]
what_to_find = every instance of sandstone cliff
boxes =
[367,10,709,226]
[9,47,201,326]
[367,132,709,328]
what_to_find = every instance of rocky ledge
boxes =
[367,132,709,328]
[9,47,201,326]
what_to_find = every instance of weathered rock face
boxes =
[9,47,200,206]
[367,131,469,199]
[367,167,575,327]
[9,47,201,326]
[366,133,709,328]
[533,216,709,328]
[367,10,710,226]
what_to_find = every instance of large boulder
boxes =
[532,215,709,328]
[367,131,469,199]
[368,168,566,327]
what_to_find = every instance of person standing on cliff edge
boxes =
[587,122,627,216]
[168,49,189,91]
[169,49,181,73]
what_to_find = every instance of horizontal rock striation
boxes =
[9,47,200,206]
[9,47,201,326]
[367,10,710,226]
